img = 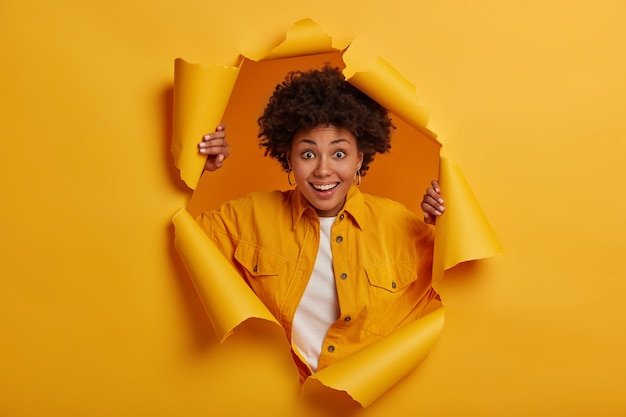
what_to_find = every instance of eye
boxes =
[333,151,346,159]
[301,151,315,159]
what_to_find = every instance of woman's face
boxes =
[289,125,363,217]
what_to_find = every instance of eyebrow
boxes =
[297,138,349,146]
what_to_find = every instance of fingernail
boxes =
[435,210,442,216]
[205,134,211,140]
[438,198,444,204]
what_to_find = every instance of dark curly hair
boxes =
[258,65,394,176]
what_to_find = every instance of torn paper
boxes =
[171,17,502,408]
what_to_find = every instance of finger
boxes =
[422,195,443,211]
[199,149,227,158]
[204,154,226,171]
[427,187,444,205]
[199,138,228,151]
[421,197,444,216]
[198,145,228,155]
[423,212,435,225]
[198,137,227,147]
[221,145,230,160]
[201,129,227,142]
[431,180,440,193]
[203,140,230,157]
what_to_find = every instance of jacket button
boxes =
[344,316,351,322]
[336,236,343,243]
[253,265,258,273]
[340,273,348,280]
[391,281,397,289]
[339,214,345,220]
[327,345,335,353]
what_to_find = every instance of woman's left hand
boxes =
[421,180,445,225]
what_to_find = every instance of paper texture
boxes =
[343,53,431,137]
[245,18,350,61]
[303,307,446,407]
[171,18,502,407]
[172,208,280,341]
[171,59,240,189]
[433,157,505,284]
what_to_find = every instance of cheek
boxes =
[339,164,358,179]
[291,164,309,181]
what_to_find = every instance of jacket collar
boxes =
[290,185,365,230]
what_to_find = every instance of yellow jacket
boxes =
[196,185,438,379]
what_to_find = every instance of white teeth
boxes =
[313,183,338,191]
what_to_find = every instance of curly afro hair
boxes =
[258,65,394,176]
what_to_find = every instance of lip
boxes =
[309,182,340,196]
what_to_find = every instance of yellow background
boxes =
[1,1,625,416]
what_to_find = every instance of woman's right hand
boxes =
[198,124,229,171]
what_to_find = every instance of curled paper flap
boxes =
[171,59,240,190]
[303,308,445,408]
[172,208,280,342]
[433,157,504,284]
[343,52,432,138]
[244,18,349,62]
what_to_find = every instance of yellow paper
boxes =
[245,18,350,61]
[172,208,280,342]
[433,157,504,284]
[343,53,432,137]
[4,2,626,415]
[303,307,445,407]
[171,59,240,189]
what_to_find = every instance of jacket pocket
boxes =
[233,241,285,314]
[234,241,284,278]
[365,262,418,293]
[363,261,428,336]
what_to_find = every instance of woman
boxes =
[195,66,445,381]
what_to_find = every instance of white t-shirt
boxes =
[291,216,340,372]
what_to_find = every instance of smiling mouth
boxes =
[311,183,339,191]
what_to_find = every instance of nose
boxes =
[314,156,332,177]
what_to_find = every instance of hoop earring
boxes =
[287,167,296,186]
[353,170,362,187]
